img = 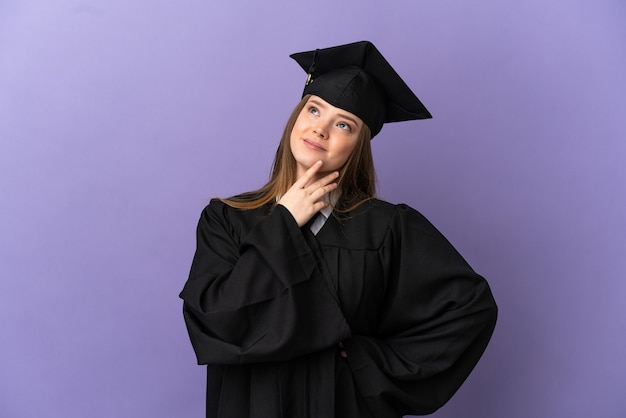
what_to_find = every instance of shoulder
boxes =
[203,197,271,220]
[347,198,395,217]
[354,199,443,237]
[201,198,230,221]
[196,198,267,231]
[350,198,428,222]
[327,199,430,247]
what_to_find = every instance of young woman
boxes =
[180,41,497,418]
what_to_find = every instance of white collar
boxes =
[319,190,339,219]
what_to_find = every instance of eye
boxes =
[337,122,352,132]
[308,106,319,116]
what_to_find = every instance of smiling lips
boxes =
[303,139,326,151]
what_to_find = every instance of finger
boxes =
[294,160,324,188]
[309,182,338,201]
[313,190,336,207]
[310,200,330,215]
[308,170,340,191]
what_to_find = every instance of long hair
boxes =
[220,95,376,212]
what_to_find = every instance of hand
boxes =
[277,161,339,227]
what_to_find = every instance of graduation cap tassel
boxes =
[305,49,319,86]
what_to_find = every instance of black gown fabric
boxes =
[180,198,497,418]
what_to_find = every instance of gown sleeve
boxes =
[342,204,498,416]
[179,200,351,365]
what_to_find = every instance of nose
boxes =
[313,123,327,139]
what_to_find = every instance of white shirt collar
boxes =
[319,190,339,219]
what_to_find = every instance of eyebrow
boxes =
[309,99,361,128]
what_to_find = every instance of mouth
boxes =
[303,139,326,151]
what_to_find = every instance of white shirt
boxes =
[309,192,338,235]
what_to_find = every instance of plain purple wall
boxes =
[1,1,625,417]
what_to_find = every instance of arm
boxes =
[343,205,497,415]
[180,201,350,365]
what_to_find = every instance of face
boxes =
[290,95,363,179]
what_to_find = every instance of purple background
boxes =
[1,1,625,417]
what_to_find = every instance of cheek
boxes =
[289,131,296,149]
[342,137,359,156]
[289,121,302,146]
[292,111,308,131]
[333,138,359,165]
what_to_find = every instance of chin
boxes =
[294,153,322,169]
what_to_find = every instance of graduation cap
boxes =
[290,40,431,137]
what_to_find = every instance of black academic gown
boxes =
[180,198,497,418]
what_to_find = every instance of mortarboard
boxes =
[290,40,431,137]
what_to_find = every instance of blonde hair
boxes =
[220,95,376,212]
